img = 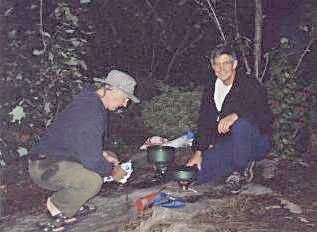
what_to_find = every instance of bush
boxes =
[141,83,202,138]
[266,39,315,156]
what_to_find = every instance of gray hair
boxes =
[209,45,237,64]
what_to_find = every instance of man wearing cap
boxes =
[28,70,140,229]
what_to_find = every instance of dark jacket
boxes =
[194,69,273,152]
[30,88,112,176]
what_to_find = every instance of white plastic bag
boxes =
[103,160,133,184]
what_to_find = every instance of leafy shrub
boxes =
[141,83,202,138]
[266,40,315,156]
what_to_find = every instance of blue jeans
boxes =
[197,118,271,185]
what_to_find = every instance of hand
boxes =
[186,150,203,170]
[103,150,120,165]
[218,113,238,134]
[111,166,127,183]
[139,136,169,150]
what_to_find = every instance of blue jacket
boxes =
[30,88,112,176]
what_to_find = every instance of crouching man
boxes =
[187,45,273,194]
[28,70,140,230]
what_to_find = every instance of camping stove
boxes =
[174,166,197,190]
[146,145,176,181]
[177,180,191,190]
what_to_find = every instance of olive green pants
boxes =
[28,159,103,217]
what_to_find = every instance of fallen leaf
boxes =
[9,106,26,124]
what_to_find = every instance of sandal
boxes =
[75,204,97,217]
[38,204,97,231]
[38,213,76,232]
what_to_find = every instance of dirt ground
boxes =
[194,155,317,232]
[1,151,316,231]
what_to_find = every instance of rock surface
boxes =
[1,156,316,232]
[0,179,278,232]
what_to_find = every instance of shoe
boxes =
[38,204,97,231]
[75,204,97,217]
[223,171,244,194]
[38,213,76,231]
[243,160,255,183]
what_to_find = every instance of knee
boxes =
[232,118,253,133]
[82,171,103,195]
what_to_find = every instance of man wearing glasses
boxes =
[28,70,140,230]
[187,45,273,194]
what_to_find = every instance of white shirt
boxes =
[214,78,232,112]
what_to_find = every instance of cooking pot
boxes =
[146,145,176,164]
[174,166,197,182]
[174,166,198,189]
[146,145,176,177]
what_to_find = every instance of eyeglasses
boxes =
[212,60,234,69]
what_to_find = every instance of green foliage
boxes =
[33,1,91,127]
[141,83,202,138]
[44,1,88,80]
[33,0,87,86]
[266,41,315,156]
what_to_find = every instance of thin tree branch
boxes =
[260,52,269,82]
[145,0,165,28]
[147,47,158,79]
[180,31,204,54]
[205,0,226,42]
[164,24,205,80]
[234,0,251,75]
[164,28,192,80]
[40,0,47,52]
[294,38,315,74]
[193,0,205,8]
[150,47,156,73]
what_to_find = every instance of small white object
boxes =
[9,106,26,124]
[280,37,289,44]
[16,73,22,80]
[32,49,45,56]
[139,136,167,150]
[103,160,133,184]
[0,159,5,167]
[17,147,28,157]
[163,131,195,148]
[280,199,303,214]
[80,0,91,3]
[44,102,51,114]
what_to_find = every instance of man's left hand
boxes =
[218,113,238,134]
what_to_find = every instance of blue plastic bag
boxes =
[149,193,186,208]
[158,199,186,208]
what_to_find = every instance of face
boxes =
[211,54,238,85]
[102,87,130,111]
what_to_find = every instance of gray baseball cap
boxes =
[94,70,140,103]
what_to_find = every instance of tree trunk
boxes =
[0,170,5,218]
[254,0,262,81]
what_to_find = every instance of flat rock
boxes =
[280,198,303,214]
[166,222,217,232]
[240,183,274,195]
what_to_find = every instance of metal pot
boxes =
[147,145,176,164]
[174,166,198,189]
[146,145,176,176]
[174,166,197,182]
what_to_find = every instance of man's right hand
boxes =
[111,166,127,183]
[186,150,203,170]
